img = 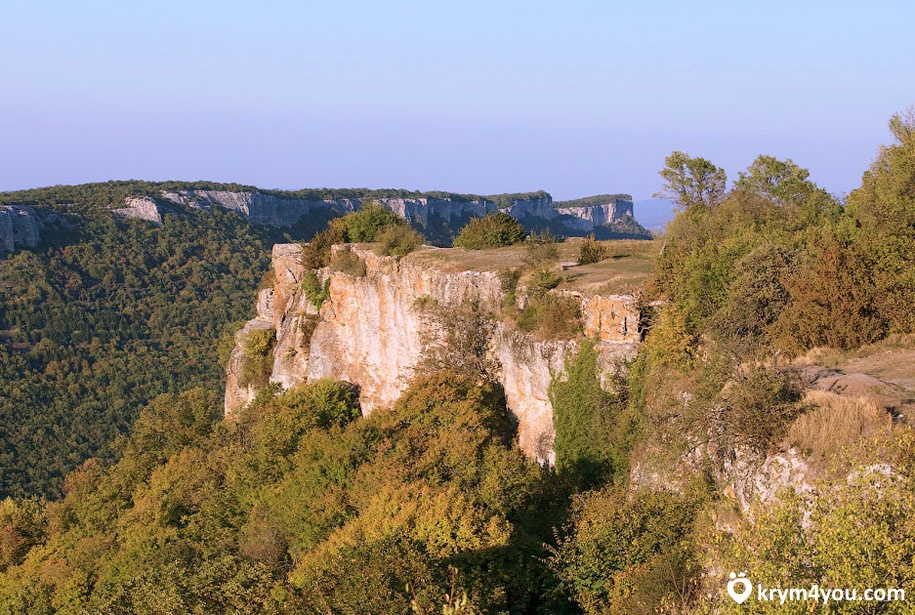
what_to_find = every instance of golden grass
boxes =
[787,389,893,459]
[407,238,658,296]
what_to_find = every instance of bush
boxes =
[239,327,276,388]
[330,246,367,277]
[525,265,563,298]
[301,204,413,268]
[281,379,362,429]
[497,268,521,295]
[524,230,559,266]
[333,203,404,243]
[417,300,500,381]
[772,225,885,353]
[453,213,526,250]
[374,224,424,258]
[301,226,343,270]
[550,486,704,615]
[302,270,330,309]
[536,294,582,339]
[517,293,581,340]
[718,362,802,453]
[578,235,608,265]
[713,243,795,345]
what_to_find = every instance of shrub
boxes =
[301,204,413,268]
[374,224,424,258]
[301,226,343,270]
[453,213,526,250]
[772,225,885,353]
[517,293,581,340]
[281,379,362,429]
[497,268,521,295]
[330,246,367,277]
[524,230,560,266]
[713,242,795,345]
[718,362,802,453]
[302,270,330,309]
[535,294,582,340]
[239,327,276,388]
[334,202,404,243]
[417,300,500,381]
[550,486,704,615]
[525,265,563,298]
[578,234,608,265]
[498,268,521,315]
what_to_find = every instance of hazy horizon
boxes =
[3,1,912,201]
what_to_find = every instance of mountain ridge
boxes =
[0,181,651,249]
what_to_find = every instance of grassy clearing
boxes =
[787,389,893,460]
[408,237,657,296]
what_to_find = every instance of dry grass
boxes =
[787,389,893,459]
[408,237,658,296]
[330,246,367,277]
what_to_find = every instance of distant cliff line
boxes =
[1,181,651,251]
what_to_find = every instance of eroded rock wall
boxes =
[111,189,643,238]
[0,206,41,252]
[226,244,641,461]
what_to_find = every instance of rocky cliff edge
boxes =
[225,243,643,463]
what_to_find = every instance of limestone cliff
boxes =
[113,189,649,242]
[112,196,164,225]
[0,206,41,252]
[226,243,642,462]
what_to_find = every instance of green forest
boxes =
[1,109,914,613]
[0,200,271,497]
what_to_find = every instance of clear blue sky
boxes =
[2,1,912,201]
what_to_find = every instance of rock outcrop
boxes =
[0,206,41,252]
[112,189,648,241]
[226,243,642,462]
[112,196,164,225]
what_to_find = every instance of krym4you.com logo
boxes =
[726,572,905,606]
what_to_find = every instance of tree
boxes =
[655,151,727,211]
[843,107,915,333]
[735,155,818,205]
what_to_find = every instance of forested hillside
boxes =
[0,200,271,497]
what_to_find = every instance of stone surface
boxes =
[0,206,41,252]
[153,189,644,238]
[225,244,642,462]
[112,196,163,225]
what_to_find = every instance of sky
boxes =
[2,1,913,205]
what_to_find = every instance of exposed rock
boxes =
[226,243,642,462]
[798,364,912,414]
[0,206,41,252]
[554,198,635,233]
[112,196,163,225]
[159,190,360,227]
[155,189,648,241]
[223,287,276,413]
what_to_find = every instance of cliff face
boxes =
[112,197,164,225]
[554,199,635,233]
[226,244,642,462]
[0,206,41,252]
[113,190,647,241]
